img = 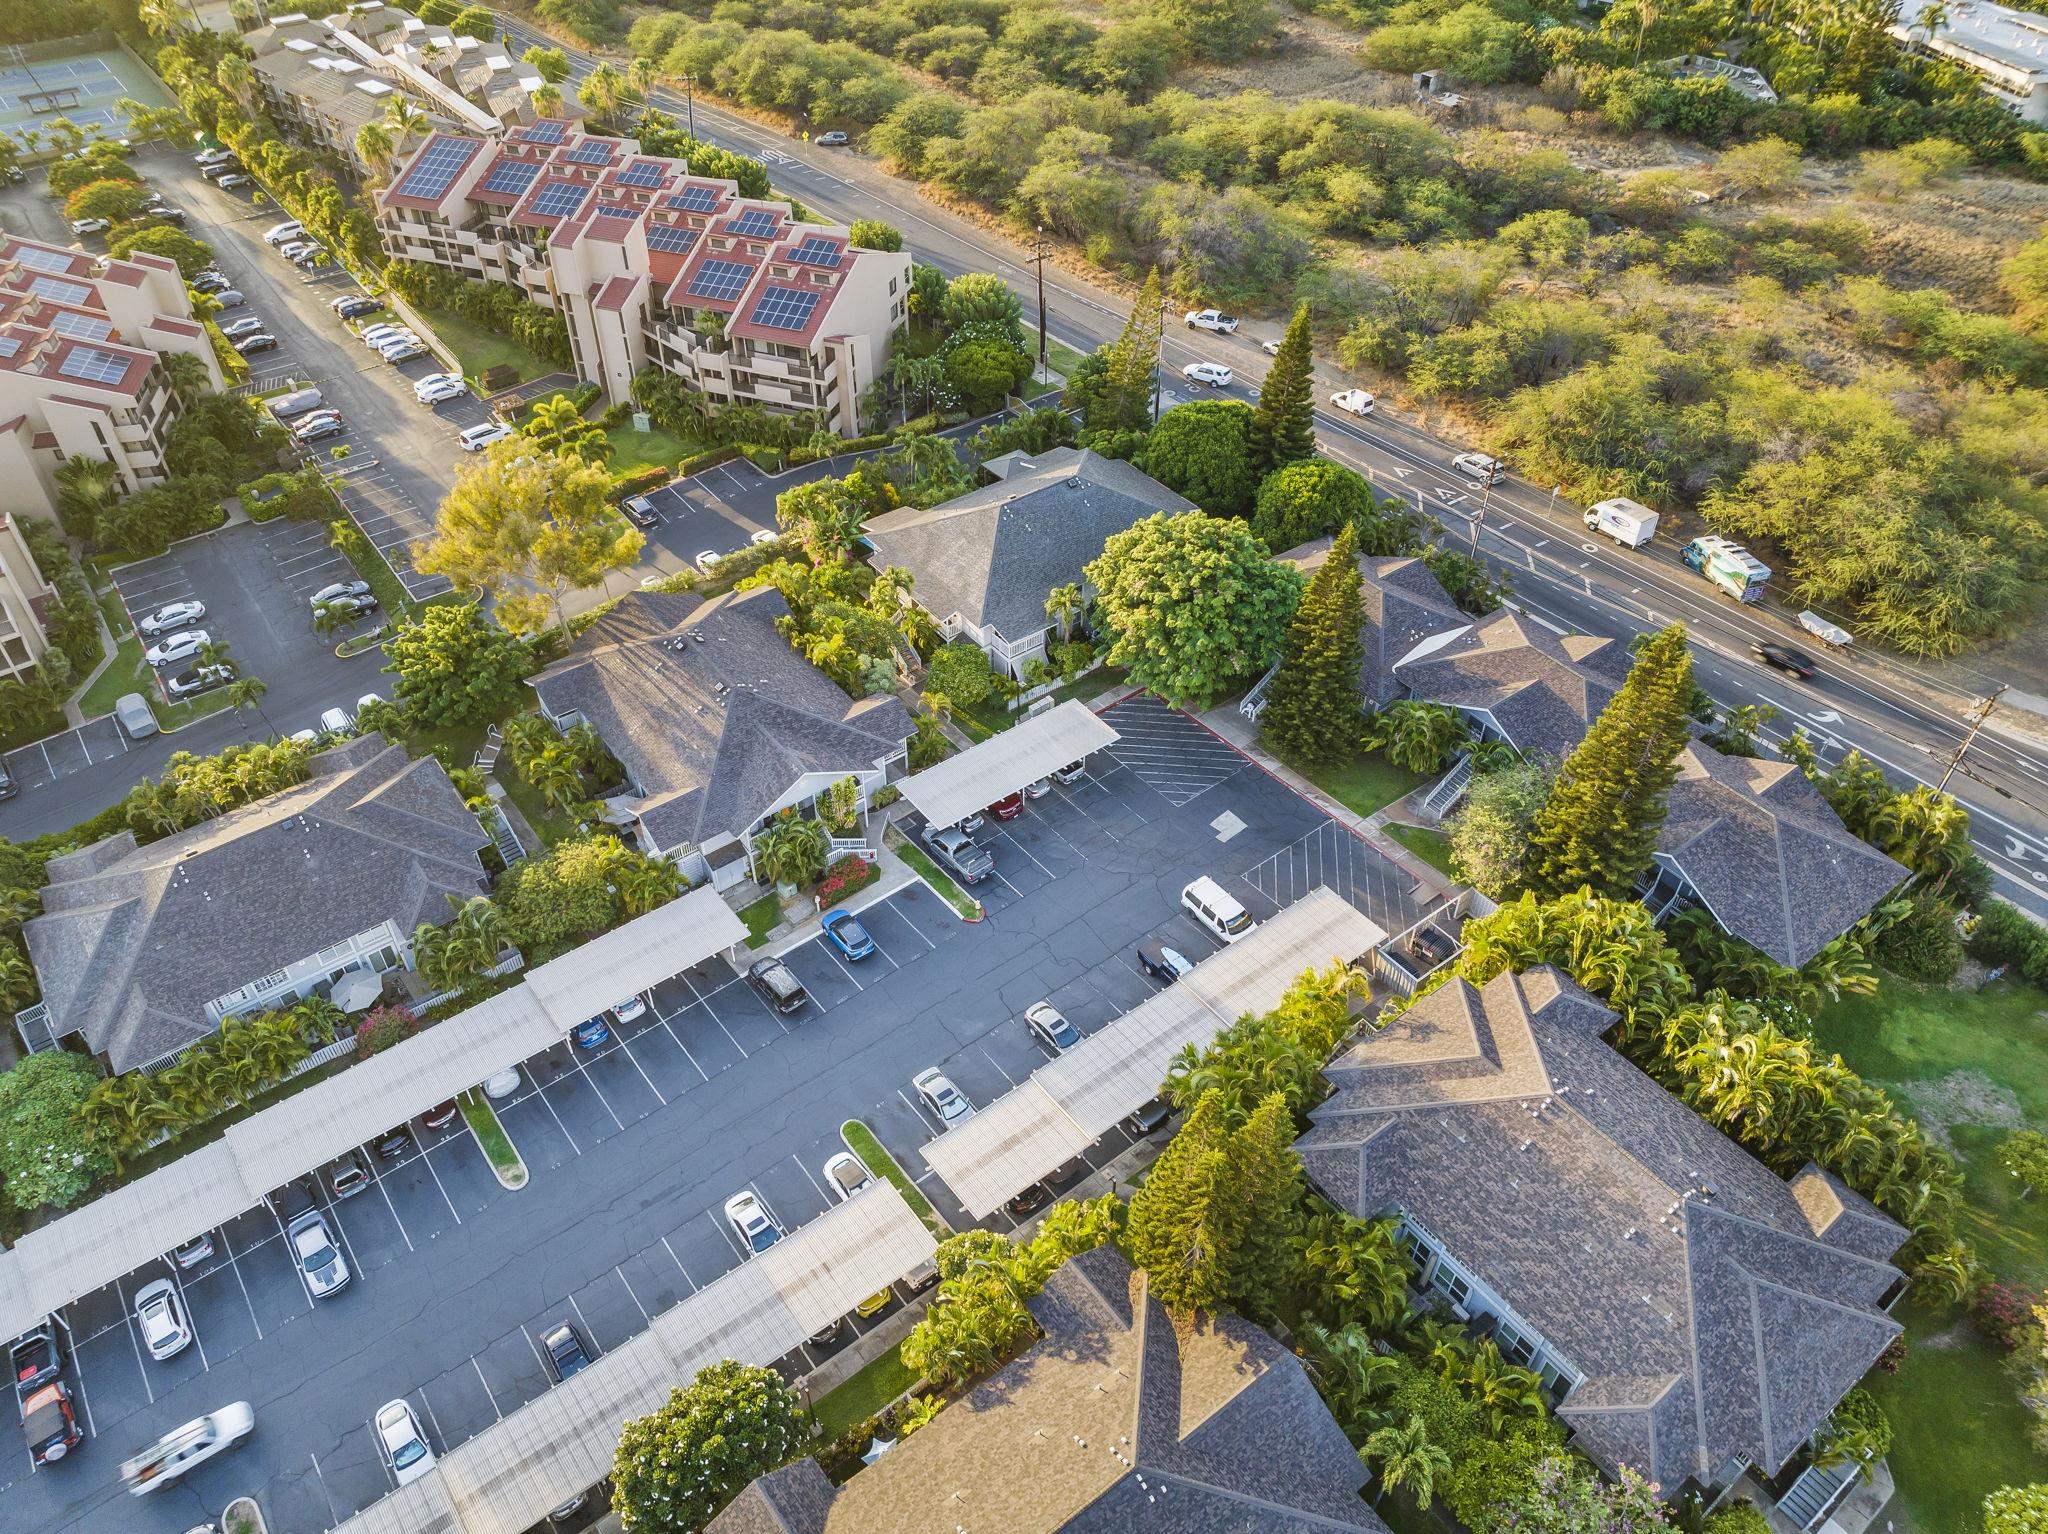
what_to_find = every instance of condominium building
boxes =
[0,235,224,521]
[377,121,911,434]
[247,1,549,174]
[1891,0,2048,124]
[0,511,54,683]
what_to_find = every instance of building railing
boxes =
[13,1001,56,1053]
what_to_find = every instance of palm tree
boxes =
[521,746,583,811]
[354,122,396,179]
[502,713,560,770]
[158,1049,226,1122]
[159,350,211,406]
[752,817,830,888]
[82,1074,178,1169]
[294,995,346,1046]
[248,1011,310,1079]
[195,637,233,674]
[216,56,255,109]
[1460,1341,1545,1430]
[1045,583,1084,642]
[212,1023,269,1102]
[896,1395,944,1436]
[425,896,509,985]
[124,778,184,836]
[580,63,628,130]
[628,56,659,111]
[0,885,41,928]
[54,455,121,540]
[226,676,267,714]
[1361,1416,1450,1511]
[383,95,430,149]
[615,856,683,916]
[0,946,37,1011]
[531,83,565,118]
[139,0,186,36]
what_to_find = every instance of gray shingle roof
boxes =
[708,1247,1386,1534]
[1298,967,1905,1492]
[1392,609,1633,761]
[1352,556,1470,709]
[1655,742,1909,969]
[527,587,912,854]
[862,448,1192,641]
[23,736,489,1072]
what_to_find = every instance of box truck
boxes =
[1583,497,1659,549]
[1682,535,1772,602]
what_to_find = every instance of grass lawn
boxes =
[458,1090,528,1187]
[740,892,780,950]
[842,1118,946,1237]
[813,1347,920,1440]
[606,421,707,478]
[416,302,551,384]
[1813,976,2048,1127]
[398,719,489,771]
[959,666,1129,737]
[1384,822,1457,880]
[1300,748,1428,820]
[892,836,982,921]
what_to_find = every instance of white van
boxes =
[459,421,513,452]
[1584,497,1659,550]
[263,219,304,246]
[1181,876,1255,944]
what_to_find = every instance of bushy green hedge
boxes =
[384,260,571,368]
[1968,902,2048,986]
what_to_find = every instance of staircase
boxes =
[1239,659,1281,721]
[1419,753,1476,820]
[1776,1458,1863,1531]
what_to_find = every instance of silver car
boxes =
[914,1068,973,1124]
[286,1210,350,1298]
[133,1279,192,1360]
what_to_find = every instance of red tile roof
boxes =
[594,273,640,313]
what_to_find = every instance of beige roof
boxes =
[524,885,746,1032]
[897,700,1117,829]
[924,888,1386,1216]
[332,1182,935,1534]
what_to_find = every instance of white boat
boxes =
[1797,610,1852,648]
[120,1403,256,1495]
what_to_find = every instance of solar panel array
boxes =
[748,284,820,332]
[616,160,664,189]
[49,311,112,342]
[394,137,473,201]
[787,234,844,269]
[57,344,131,385]
[480,158,541,197]
[667,185,722,213]
[29,275,93,305]
[686,258,753,303]
[527,181,590,220]
[565,139,616,165]
[593,201,641,221]
[646,223,698,255]
[12,245,76,275]
[728,208,781,240]
[522,119,567,144]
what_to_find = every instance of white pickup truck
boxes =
[121,1403,256,1495]
[1184,309,1238,334]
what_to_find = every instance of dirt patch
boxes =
[1891,1068,2026,1152]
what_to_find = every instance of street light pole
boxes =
[1938,686,2007,795]
[684,73,696,144]
[1152,291,1166,426]
[1030,225,1049,384]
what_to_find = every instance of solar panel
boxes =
[616,160,664,188]
[29,275,93,305]
[787,234,843,269]
[13,245,75,275]
[593,201,641,221]
[57,344,131,385]
[748,284,820,332]
[49,311,112,342]
[646,223,697,255]
[395,136,474,201]
[667,185,722,213]
[565,139,616,165]
[527,181,590,220]
[0,335,20,358]
[686,258,753,303]
[523,119,567,144]
[480,158,541,197]
[728,208,781,240]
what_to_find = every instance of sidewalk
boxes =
[758,838,922,959]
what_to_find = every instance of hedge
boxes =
[677,447,742,476]
[610,464,672,498]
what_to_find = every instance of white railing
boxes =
[1419,753,1476,819]
[1776,1457,1864,1531]
[1239,659,1281,720]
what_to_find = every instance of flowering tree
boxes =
[611,1360,807,1532]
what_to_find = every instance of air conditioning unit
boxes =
[1449,1304,1470,1322]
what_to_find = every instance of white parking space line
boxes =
[471,1357,502,1420]
[990,867,1026,899]
[521,1324,554,1380]
[795,1154,832,1206]
[713,1212,749,1261]
[319,1186,368,1283]
[365,1150,416,1252]
[113,1277,156,1404]
[68,1348,97,1440]
[169,1265,210,1372]
[615,1265,651,1324]
[417,1391,447,1451]
[728,973,794,1032]
[659,1015,708,1082]
[899,1087,944,1135]
[819,941,862,990]
[981,1044,1020,1089]
[567,1050,627,1130]
[995,828,1055,880]
[530,1073,582,1154]
[614,1033,668,1105]
[418,1145,464,1225]
[227,1241,265,1341]
[891,899,939,949]
[660,1236,695,1289]
[566,1292,599,1348]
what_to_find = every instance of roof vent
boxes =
[1067,477,1082,488]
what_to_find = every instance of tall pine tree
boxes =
[1083,268,1162,436]
[1259,520,1365,767]
[1248,304,1316,474]
[1525,624,1696,899]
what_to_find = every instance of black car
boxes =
[334,296,380,319]
[9,1321,63,1396]
[372,1124,414,1161]
[1751,642,1816,679]
[1005,1182,1051,1218]
[619,494,661,528]
[542,1321,592,1381]
[269,1175,320,1220]
[0,763,17,800]
[747,956,810,1015]
[1122,1098,1172,1138]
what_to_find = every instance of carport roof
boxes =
[330,1183,935,1534]
[897,700,1118,830]
[524,885,747,1032]
[922,888,1387,1217]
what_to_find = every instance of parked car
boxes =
[332,291,374,313]
[380,341,428,364]
[320,594,377,620]
[415,377,467,405]
[747,956,810,1014]
[612,995,647,1024]
[292,246,328,268]
[1025,776,1051,799]
[171,1232,214,1270]
[333,295,379,319]
[571,1015,611,1049]
[1123,1098,1173,1138]
[277,241,311,261]
[620,494,660,528]
[269,387,324,418]
[541,1322,592,1381]
[1052,760,1087,785]
[287,1209,350,1298]
[914,1067,973,1124]
[138,599,205,635]
[854,1287,895,1320]
[220,316,265,338]
[693,548,724,574]
[986,791,1024,821]
[191,271,229,292]
[1184,309,1238,333]
[291,408,343,432]
[724,1190,783,1254]
[1006,1182,1051,1218]
[1181,360,1232,388]
[921,823,993,885]
[10,1321,63,1395]
[149,208,188,225]
[325,1148,371,1200]
[195,147,235,167]
[210,289,244,308]
[421,1099,459,1131]
[311,579,370,605]
[358,323,409,347]
[216,172,251,189]
[1751,642,1816,679]
[821,909,875,961]
[1024,1001,1080,1053]
[133,1279,193,1361]
[145,629,211,669]
[22,1381,82,1465]
[1136,940,1196,983]
[372,1125,413,1161]
[294,417,345,444]
[459,421,513,452]
[1261,337,1283,356]
[1329,388,1376,418]
[69,217,110,235]
[0,763,14,800]
[113,690,157,741]
[815,129,850,146]
[821,1150,872,1202]
[375,1399,436,1486]
[233,333,277,355]
[318,706,353,734]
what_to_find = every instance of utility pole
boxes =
[1938,686,2007,794]
[1030,225,1049,385]
[1152,290,1166,426]
[683,73,696,144]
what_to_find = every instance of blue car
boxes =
[822,909,875,961]
[571,1015,611,1049]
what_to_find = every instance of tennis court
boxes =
[0,47,172,151]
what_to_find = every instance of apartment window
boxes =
[888,276,897,295]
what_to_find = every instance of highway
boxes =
[513,13,2048,916]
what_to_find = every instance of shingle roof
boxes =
[527,588,912,854]
[1655,743,1909,968]
[863,449,1192,640]
[23,736,489,1072]
[1392,609,1633,761]
[1353,556,1470,709]
[708,1247,1387,1534]
[1297,967,1905,1492]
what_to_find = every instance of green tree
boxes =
[496,834,661,948]
[1155,0,1275,60]
[939,271,1024,346]
[752,817,830,887]
[943,336,1032,409]
[847,218,903,252]
[1812,1386,1892,1471]
[611,1360,808,1533]
[775,475,883,564]
[382,604,533,726]
[1290,1208,1411,1331]
[522,44,570,82]
[926,642,996,707]
[66,176,148,225]
[108,223,213,277]
[1085,511,1302,706]
[1249,304,1316,474]
[1500,1453,1673,1531]
[1447,759,1551,899]
[1363,1415,1452,1511]
[522,393,611,466]
[1526,624,1694,899]
[1260,521,1365,768]
[2000,1130,2048,1199]
[1141,399,1259,517]
[1985,1484,2048,1534]
[1074,268,1162,439]
[1252,460,1381,553]
[1365,700,1469,774]
[0,1052,114,1213]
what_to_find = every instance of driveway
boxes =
[7,695,1436,1533]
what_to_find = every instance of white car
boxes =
[412,370,462,395]
[724,1191,783,1255]
[1184,309,1238,333]
[278,241,312,261]
[319,706,352,734]
[1452,451,1506,485]
[138,600,205,636]
[312,579,370,605]
[375,1399,436,1487]
[264,220,305,245]
[415,377,467,405]
[914,1068,973,1124]
[356,690,386,713]
[374,334,421,357]
[1182,361,1233,388]
[1261,338,1283,356]
[145,629,211,669]
[750,529,780,545]
[459,421,513,452]
[217,172,252,190]
[612,995,647,1024]
[1330,388,1376,418]
[219,316,264,338]
[695,549,724,574]
[69,217,110,236]
[171,1233,214,1270]
[120,1401,255,1495]
[359,324,409,348]
[134,1278,193,1361]
[195,147,234,167]
[821,1150,872,1203]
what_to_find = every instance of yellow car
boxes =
[854,1287,895,1320]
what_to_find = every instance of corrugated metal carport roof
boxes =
[896,699,1117,829]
